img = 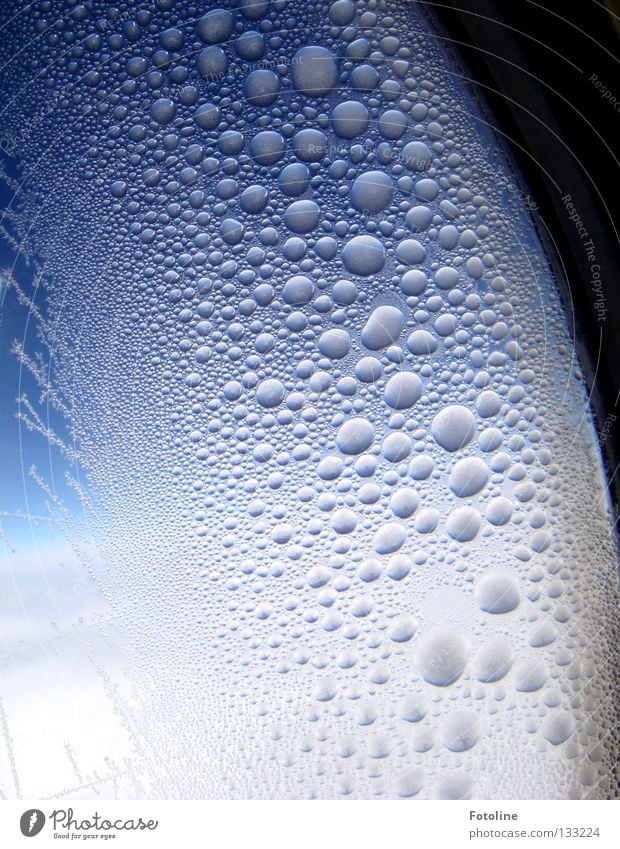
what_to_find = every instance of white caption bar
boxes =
[0,800,617,848]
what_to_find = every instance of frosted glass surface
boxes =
[0,0,618,800]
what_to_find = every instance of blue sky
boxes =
[0,241,84,553]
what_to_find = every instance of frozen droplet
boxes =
[412,728,436,753]
[486,496,513,526]
[415,628,469,686]
[332,508,357,534]
[198,8,234,44]
[279,163,310,196]
[336,417,375,455]
[357,558,382,583]
[329,0,356,25]
[318,328,351,360]
[383,372,422,410]
[543,711,576,745]
[415,178,440,201]
[388,613,417,643]
[249,130,285,165]
[433,773,474,800]
[240,0,269,20]
[256,379,285,409]
[379,109,407,139]
[528,622,559,647]
[513,658,549,692]
[239,184,268,214]
[292,129,328,162]
[475,571,521,614]
[386,553,413,581]
[478,427,503,452]
[350,63,379,91]
[355,356,383,383]
[307,565,331,588]
[236,29,265,60]
[476,390,502,418]
[405,205,433,231]
[390,488,419,518]
[431,404,475,452]
[446,506,481,542]
[374,522,407,554]
[472,637,514,683]
[409,454,434,480]
[399,694,428,722]
[367,733,392,759]
[403,140,433,170]
[407,329,437,354]
[395,238,426,265]
[350,170,393,213]
[448,457,489,497]
[350,594,372,617]
[332,279,358,305]
[332,101,370,139]
[394,768,424,798]
[415,507,440,534]
[150,98,175,125]
[244,69,280,106]
[439,710,480,752]
[356,701,377,726]
[313,676,338,702]
[434,266,459,290]
[361,305,404,350]
[284,200,320,233]
[342,235,385,276]
[282,275,314,306]
[197,45,228,78]
[381,432,412,462]
[292,46,338,97]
